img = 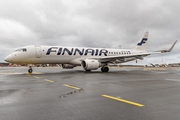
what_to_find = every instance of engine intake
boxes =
[81,59,101,71]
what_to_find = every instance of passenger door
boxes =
[35,46,42,58]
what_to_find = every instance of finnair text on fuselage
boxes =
[46,47,131,56]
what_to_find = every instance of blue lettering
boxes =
[74,48,84,55]
[46,47,58,55]
[95,49,99,56]
[62,48,74,55]
[84,49,94,56]
[99,49,108,56]
[46,47,109,56]
[57,48,62,55]
[137,38,147,46]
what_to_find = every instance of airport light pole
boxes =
[161,52,164,64]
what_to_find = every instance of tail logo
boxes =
[137,38,147,46]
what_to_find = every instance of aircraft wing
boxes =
[155,40,178,53]
[91,40,178,63]
[95,53,151,63]
[142,40,178,55]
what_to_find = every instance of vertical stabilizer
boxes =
[134,31,149,51]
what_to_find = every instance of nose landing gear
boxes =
[28,66,33,73]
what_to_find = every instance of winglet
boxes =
[161,40,178,53]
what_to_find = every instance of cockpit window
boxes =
[22,48,27,52]
[14,48,27,52]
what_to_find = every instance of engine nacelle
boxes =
[81,59,101,70]
[62,64,75,69]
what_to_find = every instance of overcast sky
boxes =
[0,0,179,65]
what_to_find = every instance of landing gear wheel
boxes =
[101,67,109,72]
[28,69,33,73]
[28,66,33,73]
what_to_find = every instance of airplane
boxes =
[4,31,178,73]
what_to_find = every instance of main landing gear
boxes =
[28,66,33,73]
[101,66,109,72]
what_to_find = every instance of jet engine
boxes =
[62,64,75,69]
[81,59,101,71]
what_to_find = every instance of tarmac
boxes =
[0,67,180,120]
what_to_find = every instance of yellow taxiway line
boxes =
[63,84,81,90]
[34,76,39,79]
[44,79,54,83]
[102,94,144,107]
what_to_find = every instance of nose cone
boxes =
[4,55,12,62]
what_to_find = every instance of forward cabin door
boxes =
[35,46,42,58]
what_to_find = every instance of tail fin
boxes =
[134,31,149,51]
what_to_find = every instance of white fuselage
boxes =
[4,45,142,65]
[4,31,176,73]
